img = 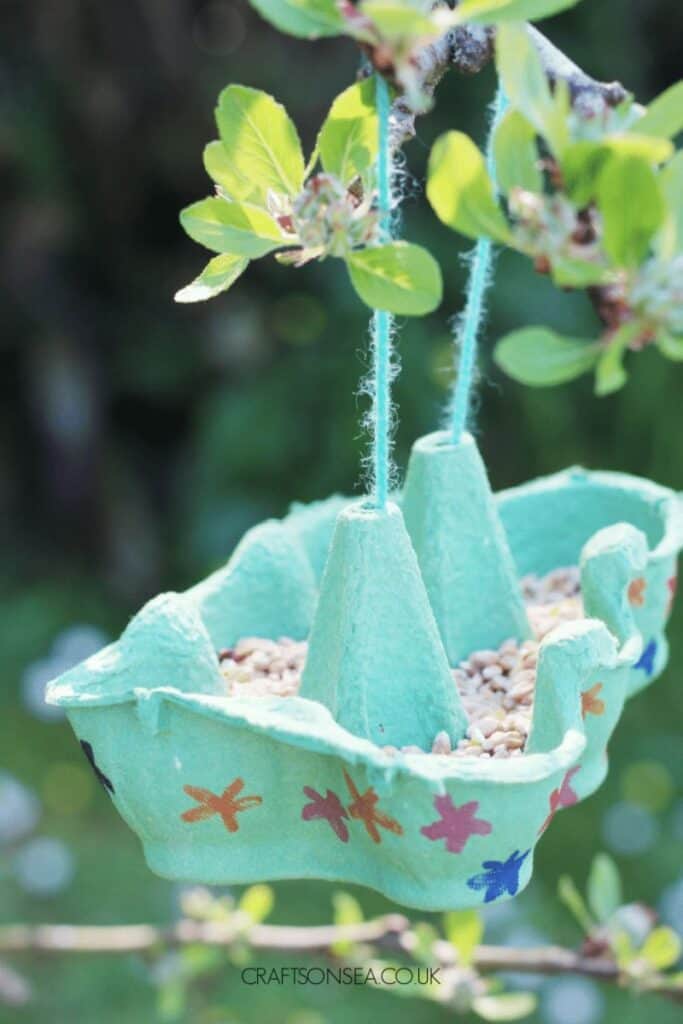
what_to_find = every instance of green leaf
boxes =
[612,929,637,969]
[560,141,611,206]
[455,0,581,23]
[180,198,285,256]
[640,927,683,970]
[361,1,436,38]
[248,0,344,38]
[411,922,440,965]
[659,151,683,256]
[603,134,673,164]
[493,110,543,195]
[658,333,683,360]
[427,131,511,242]
[595,350,626,396]
[174,253,249,303]
[347,241,443,315]
[496,22,568,156]
[331,891,364,956]
[472,993,537,1021]
[558,875,595,933]
[561,135,671,208]
[239,884,274,923]
[551,258,610,288]
[494,327,600,387]
[594,323,640,396]
[203,141,262,204]
[636,81,683,139]
[318,77,378,184]
[586,853,622,923]
[597,154,665,266]
[215,85,305,204]
[444,910,484,967]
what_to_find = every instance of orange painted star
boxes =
[342,769,403,844]
[181,778,262,833]
[628,577,647,607]
[581,683,605,719]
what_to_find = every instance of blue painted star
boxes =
[635,639,657,676]
[467,849,530,903]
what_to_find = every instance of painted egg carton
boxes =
[47,432,682,910]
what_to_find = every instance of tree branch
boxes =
[1,917,681,1004]
[381,18,629,143]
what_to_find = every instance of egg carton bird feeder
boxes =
[47,430,682,910]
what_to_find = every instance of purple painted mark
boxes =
[467,849,530,903]
[301,787,350,842]
[420,795,492,854]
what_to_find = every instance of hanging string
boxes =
[370,72,393,509]
[449,84,509,444]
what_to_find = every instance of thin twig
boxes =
[379,15,628,143]
[1,918,681,1003]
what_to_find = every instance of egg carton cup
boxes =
[48,435,682,910]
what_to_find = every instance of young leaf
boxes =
[640,927,682,970]
[215,85,305,204]
[239,884,274,923]
[594,324,637,396]
[658,151,683,256]
[456,0,582,24]
[347,241,443,315]
[471,992,537,1021]
[174,253,249,303]
[561,135,671,209]
[586,853,622,923]
[203,141,262,205]
[597,154,665,266]
[612,929,637,969]
[558,875,595,933]
[444,910,484,967]
[361,1,436,38]
[411,922,440,965]
[180,198,285,256]
[551,258,610,288]
[427,132,511,243]
[603,134,673,165]
[658,333,683,360]
[494,327,600,386]
[248,0,344,38]
[318,78,378,185]
[493,109,543,195]
[560,141,611,206]
[331,891,364,956]
[636,81,683,139]
[496,23,570,156]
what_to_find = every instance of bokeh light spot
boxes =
[621,759,674,812]
[602,801,659,856]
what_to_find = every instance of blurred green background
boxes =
[1,1,682,1022]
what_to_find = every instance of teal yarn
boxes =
[371,73,394,509]
[450,85,509,444]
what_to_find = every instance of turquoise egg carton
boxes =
[47,433,682,910]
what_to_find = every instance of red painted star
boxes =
[667,575,678,617]
[343,769,403,844]
[301,786,350,842]
[181,778,262,833]
[420,795,492,854]
[539,766,580,834]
